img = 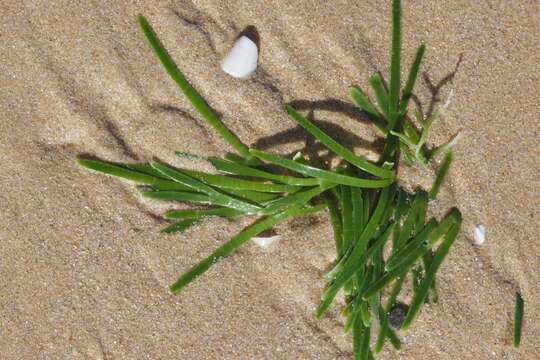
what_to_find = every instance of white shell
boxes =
[251,235,282,249]
[442,88,455,111]
[221,36,258,78]
[473,225,486,245]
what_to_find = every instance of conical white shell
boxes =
[221,36,258,78]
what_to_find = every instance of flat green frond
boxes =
[430,132,462,161]
[122,163,171,179]
[399,44,426,115]
[349,87,388,135]
[138,15,250,158]
[151,162,262,214]
[161,219,199,233]
[402,121,420,143]
[324,193,344,258]
[168,204,325,293]
[221,188,279,203]
[401,209,461,330]
[395,190,428,248]
[340,185,354,254]
[374,275,406,353]
[164,207,242,220]
[140,190,212,204]
[77,158,191,192]
[513,292,524,348]
[251,149,394,188]
[385,218,437,270]
[387,329,402,350]
[317,185,396,318]
[349,86,379,118]
[260,183,334,214]
[351,187,365,245]
[361,220,437,299]
[210,157,321,186]
[369,74,390,119]
[388,0,402,130]
[429,151,453,199]
[389,130,417,148]
[286,106,395,179]
[179,168,300,193]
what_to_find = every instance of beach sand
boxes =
[1,1,538,359]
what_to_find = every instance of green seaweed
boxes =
[77,1,465,358]
[513,292,524,348]
[169,204,325,293]
[138,16,250,158]
[429,151,453,199]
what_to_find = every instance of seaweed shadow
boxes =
[252,54,463,166]
[252,109,385,169]
[412,54,463,119]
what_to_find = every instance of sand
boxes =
[1,0,539,359]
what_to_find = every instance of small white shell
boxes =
[221,36,258,78]
[442,88,455,111]
[251,235,282,248]
[473,225,486,245]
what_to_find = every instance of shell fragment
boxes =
[251,235,282,249]
[221,36,258,78]
[473,225,486,245]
